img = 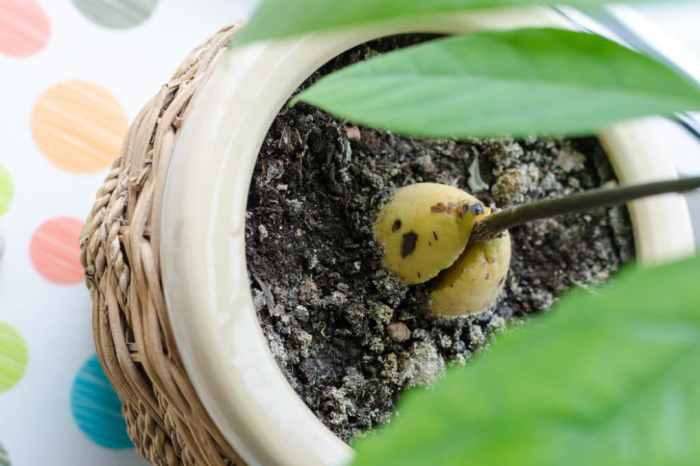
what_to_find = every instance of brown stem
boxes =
[470,175,700,243]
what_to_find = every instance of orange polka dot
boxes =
[30,217,85,285]
[0,0,51,58]
[31,81,129,174]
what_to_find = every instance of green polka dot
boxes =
[0,442,9,466]
[0,166,13,216]
[0,323,28,394]
[72,0,158,29]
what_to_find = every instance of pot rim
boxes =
[160,8,695,466]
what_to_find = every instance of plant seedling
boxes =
[375,176,700,317]
[241,3,700,464]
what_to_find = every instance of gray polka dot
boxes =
[72,0,158,29]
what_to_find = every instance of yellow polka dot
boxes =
[31,81,128,173]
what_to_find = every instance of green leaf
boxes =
[294,28,700,138]
[235,0,660,45]
[352,255,700,466]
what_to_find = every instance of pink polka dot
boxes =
[0,0,51,58]
[30,217,84,285]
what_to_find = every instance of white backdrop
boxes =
[0,2,697,466]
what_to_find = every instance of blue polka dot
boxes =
[70,355,133,449]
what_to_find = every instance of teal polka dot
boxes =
[0,442,10,466]
[72,0,158,29]
[0,165,14,216]
[70,355,133,449]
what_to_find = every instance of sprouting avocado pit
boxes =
[374,182,512,317]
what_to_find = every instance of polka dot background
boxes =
[0,1,251,464]
[1,1,697,465]
[0,322,27,393]
[73,0,159,29]
[31,81,129,174]
[0,165,13,216]
[30,217,84,285]
[71,356,133,450]
[0,0,51,58]
[0,223,5,261]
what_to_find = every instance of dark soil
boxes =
[244,36,635,442]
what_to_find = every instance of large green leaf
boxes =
[235,0,661,45]
[352,254,700,466]
[294,28,700,138]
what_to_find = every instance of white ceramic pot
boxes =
[159,8,695,466]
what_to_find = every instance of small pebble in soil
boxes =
[386,322,411,343]
[245,35,635,442]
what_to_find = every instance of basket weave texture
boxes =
[80,26,244,466]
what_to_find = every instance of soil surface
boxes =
[245,36,635,442]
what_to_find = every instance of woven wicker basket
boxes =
[80,27,243,466]
[81,14,696,466]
